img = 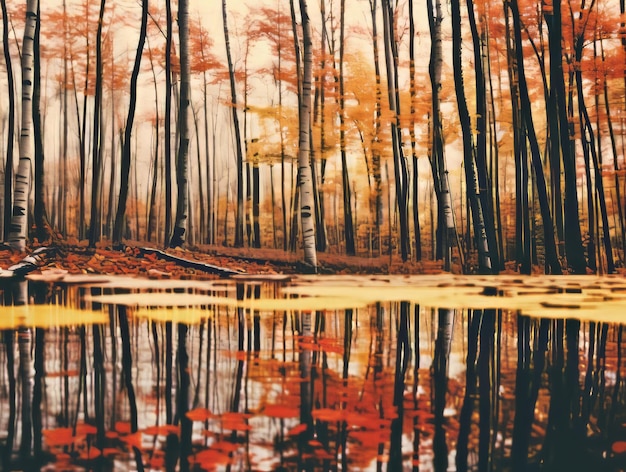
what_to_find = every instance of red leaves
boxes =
[186,407,214,422]
[263,403,300,419]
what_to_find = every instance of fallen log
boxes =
[139,247,244,277]
[0,247,53,279]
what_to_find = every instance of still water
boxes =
[0,273,625,471]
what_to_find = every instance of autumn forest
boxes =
[0,0,625,275]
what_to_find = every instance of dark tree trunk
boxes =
[112,0,148,247]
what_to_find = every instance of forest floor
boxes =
[0,239,452,280]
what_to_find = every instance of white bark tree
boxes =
[8,0,37,251]
[297,0,317,271]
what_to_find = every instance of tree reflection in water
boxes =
[0,277,624,471]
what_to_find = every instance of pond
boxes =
[0,273,626,471]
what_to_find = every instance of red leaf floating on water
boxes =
[212,440,239,453]
[43,427,74,447]
[102,447,119,457]
[115,421,132,434]
[220,412,252,431]
[191,448,232,467]
[287,423,308,436]
[75,422,98,436]
[121,431,143,450]
[264,404,300,419]
[612,441,626,454]
[311,408,344,422]
[144,424,180,436]
[186,407,213,422]
[79,447,101,460]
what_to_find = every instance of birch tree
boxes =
[170,0,190,247]
[297,0,317,271]
[8,0,38,251]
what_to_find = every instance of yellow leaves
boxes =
[0,304,107,329]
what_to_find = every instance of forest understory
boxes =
[0,238,472,279]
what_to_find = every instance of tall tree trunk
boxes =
[338,0,355,255]
[382,0,410,262]
[451,0,492,273]
[170,0,190,248]
[8,0,38,251]
[163,0,173,247]
[408,0,422,261]
[146,37,159,243]
[427,0,455,269]
[297,0,318,271]
[547,0,586,273]
[222,0,245,247]
[508,0,561,274]
[1,0,15,242]
[368,0,383,255]
[33,0,52,243]
[112,0,148,247]
[88,0,106,247]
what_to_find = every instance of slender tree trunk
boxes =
[222,0,245,247]
[146,37,159,243]
[88,0,106,247]
[427,0,455,269]
[163,0,173,247]
[297,0,318,271]
[451,0,492,273]
[408,0,422,261]
[112,0,148,247]
[547,0,586,273]
[170,0,190,248]
[368,0,383,255]
[1,0,15,242]
[338,0,355,255]
[33,0,52,243]
[508,0,561,274]
[382,0,410,262]
[8,0,38,250]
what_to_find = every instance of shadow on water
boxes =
[0,274,625,471]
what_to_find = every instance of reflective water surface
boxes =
[1,274,626,471]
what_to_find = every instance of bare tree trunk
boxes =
[170,0,190,248]
[297,0,318,271]
[88,0,106,247]
[222,0,245,247]
[338,0,355,255]
[112,0,148,247]
[8,0,38,251]
[163,0,173,247]
[146,36,159,243]
[382,0,410,262]
[1,0,15,242]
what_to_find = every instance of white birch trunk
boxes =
[298,0,317,270]
[8,0,37,251]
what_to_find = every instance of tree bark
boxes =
[88,0,106,247]
[8,0,38,251]
[297,0,318,271]
[170,0,190,248]
[1,0,15,242]
[112,0,148,247]
[222,0,245,247]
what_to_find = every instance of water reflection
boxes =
[0,276,624,471]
